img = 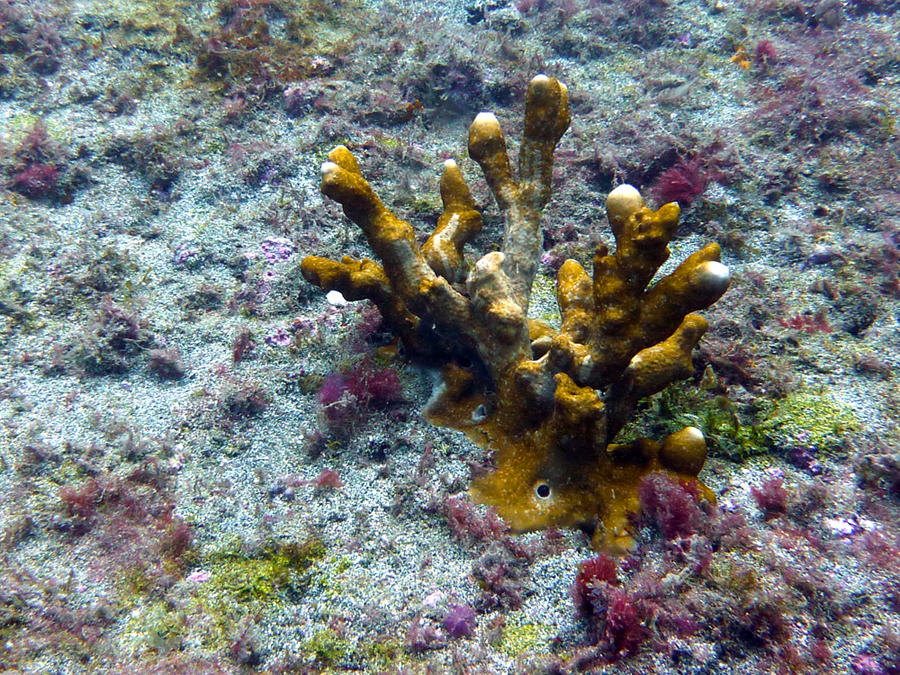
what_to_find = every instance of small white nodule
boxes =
[321,161,339,179]
[606,184,644,227]
[471,112,501,137]
[326,290,347,307]
[696,260,731,293]
[681,426,705,443]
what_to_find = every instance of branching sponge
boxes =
[301,75,730,551]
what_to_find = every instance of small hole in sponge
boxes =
[471,404,488,423]
[535,482,551,499]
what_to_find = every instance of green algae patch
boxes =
[624,376,859,461]
[118,537,325,657]
[686,394,770,460]
[124,599,189,654]
[301,628,405,672]
[530,272,562,327]
[624,380,773,461]
[362,637,405,671]
[760,389,859,455]
[316,554,356,601]
[202,537,325,603]
[496,616,555,658]
[189,537,323,650]
[302,628,352,668]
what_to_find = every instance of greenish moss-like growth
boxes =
[200,538,322,652]
[195,0,364,87]
[302,628,352,668]
[761,389,859,455]
[362,638,405,671]
[625,380,772,460]
[629,380,859,461]
[496,618,555,658]
[203,537,325,603]
[126,599,188,654]
[119,537,325,659]
[699,397,770,460]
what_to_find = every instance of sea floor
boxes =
[1,0,899,673]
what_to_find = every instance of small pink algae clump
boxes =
[317,359,404,425]
[361,369,402,403]
[317,374,348,408]
[187,569,211,584]
[778,309,833,333]
[6,119,66,199]
[651,157,708,207]
[9,163,59,198]
[442,494,509,544]
[572,553,619,616]
[264,326,293,347]
[752,477,789,520]
[442,604,476,638]
[851,654,884,675]
[259,237,296,263]
[638,472,705,539]
[754,40,778,67]
[232,326,255,363]
[309,468,342,489]
[604,588,650,659]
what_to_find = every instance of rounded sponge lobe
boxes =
[660,426,707,475]
[606,184,644,234]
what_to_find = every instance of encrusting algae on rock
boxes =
[301,75,730,552]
